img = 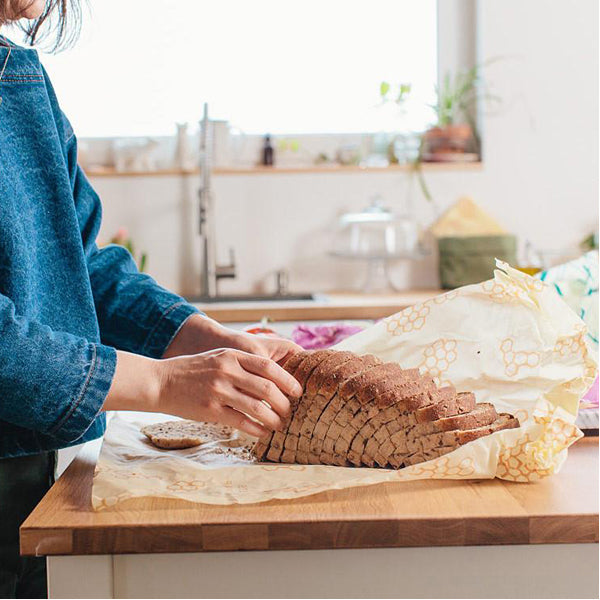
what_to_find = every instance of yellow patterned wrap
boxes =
[340,260,596,483]
[92,262,596,508]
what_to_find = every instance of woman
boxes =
[0,1,302,597]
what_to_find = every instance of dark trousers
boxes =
[0,452,55,599]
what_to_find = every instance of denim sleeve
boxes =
[0,294,116,444]
[62,122,202,358]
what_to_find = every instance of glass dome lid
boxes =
[339,197,395,225]
[332,196,421,259]
[330,196,428,292]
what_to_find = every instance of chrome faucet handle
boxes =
[216,247,236,280]
[275,269,289,296]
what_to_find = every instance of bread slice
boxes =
[305,351,355,396]
[142,421,208,449]
[399,413,520,467]
[415,391,476,423]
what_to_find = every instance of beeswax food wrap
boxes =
[92,262,597,508]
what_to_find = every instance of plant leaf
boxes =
[380,81,390,98]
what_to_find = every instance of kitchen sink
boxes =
[187,293,318,303]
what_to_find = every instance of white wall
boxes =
[91,0,598,296]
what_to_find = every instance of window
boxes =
[16,0,437,137]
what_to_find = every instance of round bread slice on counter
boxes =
[142,420,209,449]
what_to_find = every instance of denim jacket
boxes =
[0,40,200,458]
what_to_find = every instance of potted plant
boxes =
[421,66,482,161]
[379,61,500,198]
[424,59,503,161]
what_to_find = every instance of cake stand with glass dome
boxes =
[330,197,428,293]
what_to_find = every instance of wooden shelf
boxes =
[84,167,198,178]
[84,162,483,178]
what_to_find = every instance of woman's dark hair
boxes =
[1,0,81,51]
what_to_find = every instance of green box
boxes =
[438,235,517,289]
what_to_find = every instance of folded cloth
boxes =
[292,323,365,349]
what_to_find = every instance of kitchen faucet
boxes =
[198,103,236,298]
[190,104,313,304]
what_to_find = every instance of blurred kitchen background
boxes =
[14,0,596,299]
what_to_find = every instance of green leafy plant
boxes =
[431,59,502,153]
[412,137,433,202]
[379,81,412,109]
[581,232,599,252]
[433,70,479,127]
[277,138,301,153]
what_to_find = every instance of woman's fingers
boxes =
[230,371,291,421]
[224,387,284,431]
[236,352,302,398]
[214,405,270,438]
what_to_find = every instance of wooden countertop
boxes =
[21,438,598,556]
[193,290,442,323]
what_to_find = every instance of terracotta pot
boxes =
[423,124,473,154]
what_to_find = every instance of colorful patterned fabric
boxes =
[538,251,599,413]
[538,250,598,359]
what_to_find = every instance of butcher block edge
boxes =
[20,438,598,556]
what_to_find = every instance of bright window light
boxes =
[16,0,437,137]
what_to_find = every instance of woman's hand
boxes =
[157,348,302,437]
[163,314,302,364]
[103,348,303,438]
